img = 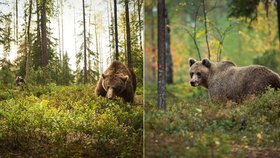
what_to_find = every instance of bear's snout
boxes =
[108,95,113,100]
[107,88,115,100]
[190,81,196,86]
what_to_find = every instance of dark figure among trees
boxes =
[14,76,26,86]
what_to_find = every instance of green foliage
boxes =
[145,0,279,83]
[28,66,53,85]
[228,0,260,20]
[0,59,15,86]
[0,84,143,157]
[59,52,74,85]
[14,0,60,85]
[0,13,13,56]
[76,20,100,84]
[253,50,280,73]
[145,83,280,157]
[145,83,208,105]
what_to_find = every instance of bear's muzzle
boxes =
[107,88,115,100]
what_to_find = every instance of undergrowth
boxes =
[0,84,143,157]
[145,83,280,158]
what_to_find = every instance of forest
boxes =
[145,0,280,157]
[0,0,143,156]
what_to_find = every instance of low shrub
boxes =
[145,84,280,157]
[0,85,143,157]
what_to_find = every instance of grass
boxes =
[145,83,280,158]
[0,83,143,157]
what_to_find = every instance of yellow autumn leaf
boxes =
[210,39,221,47]
[40,99,49,106]
[215,140,220,145]
[257,133,262,139]
[196,29,205,39]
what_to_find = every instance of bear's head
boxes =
[188,58,211,88]
[101,74,129,100]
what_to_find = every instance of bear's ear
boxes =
[189,58,196,67]
[102,74,106,79]
[202,58,211,68]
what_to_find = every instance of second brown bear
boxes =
[95,61,136,103]
[188,58,280,103]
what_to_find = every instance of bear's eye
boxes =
[197,72,201,77]
[190,72,194,77]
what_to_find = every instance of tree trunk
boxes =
[74,6,77,58]
[41,0,48,66]
[152,4,156,82]
[82,0,87,83]
[95,24,99,66]
[25,0,32,81]
[36,1,41,44]
[109,0,114,62]
[88,2,92,81]
[124,22,127,63]
[125,0,132,69]
[34,0,41,69]
[107,0,111,57]
[57,0,61,61]
[114,0,119,60]
[98,32,103,73]
[98,33,103,74]
[202,0,211,60]
[277,0,280,47]
[61,0,64,60]
[158,0,166,110]
[137,0,143,51]
[15,0,18,45]
[165,8,173,84]
[94,15,100,75]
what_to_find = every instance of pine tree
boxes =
[114,0,119,60]
[0,59,14,85]
[82,0,88,84]
[61,52,73,85]
[125,0,132,69]
[1,14,13,57]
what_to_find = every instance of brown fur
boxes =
[95,61,136,103]
[14,76,25,86]
[189,58,280,103]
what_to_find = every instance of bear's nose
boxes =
[107,88,114,100]
[190,81,196,86]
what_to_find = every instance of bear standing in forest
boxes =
[95,61,136,103]
[14,76,26,86]
[188,58,280,103]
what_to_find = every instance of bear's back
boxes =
[216,61,236,71]
[208,64,280,102]
[104,61,131,77]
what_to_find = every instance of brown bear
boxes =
[188,58,280,103]
[14,76,26,86]
[95,60,136,103]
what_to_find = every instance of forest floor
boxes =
[0,84,143,157]
[145,83,280,158]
